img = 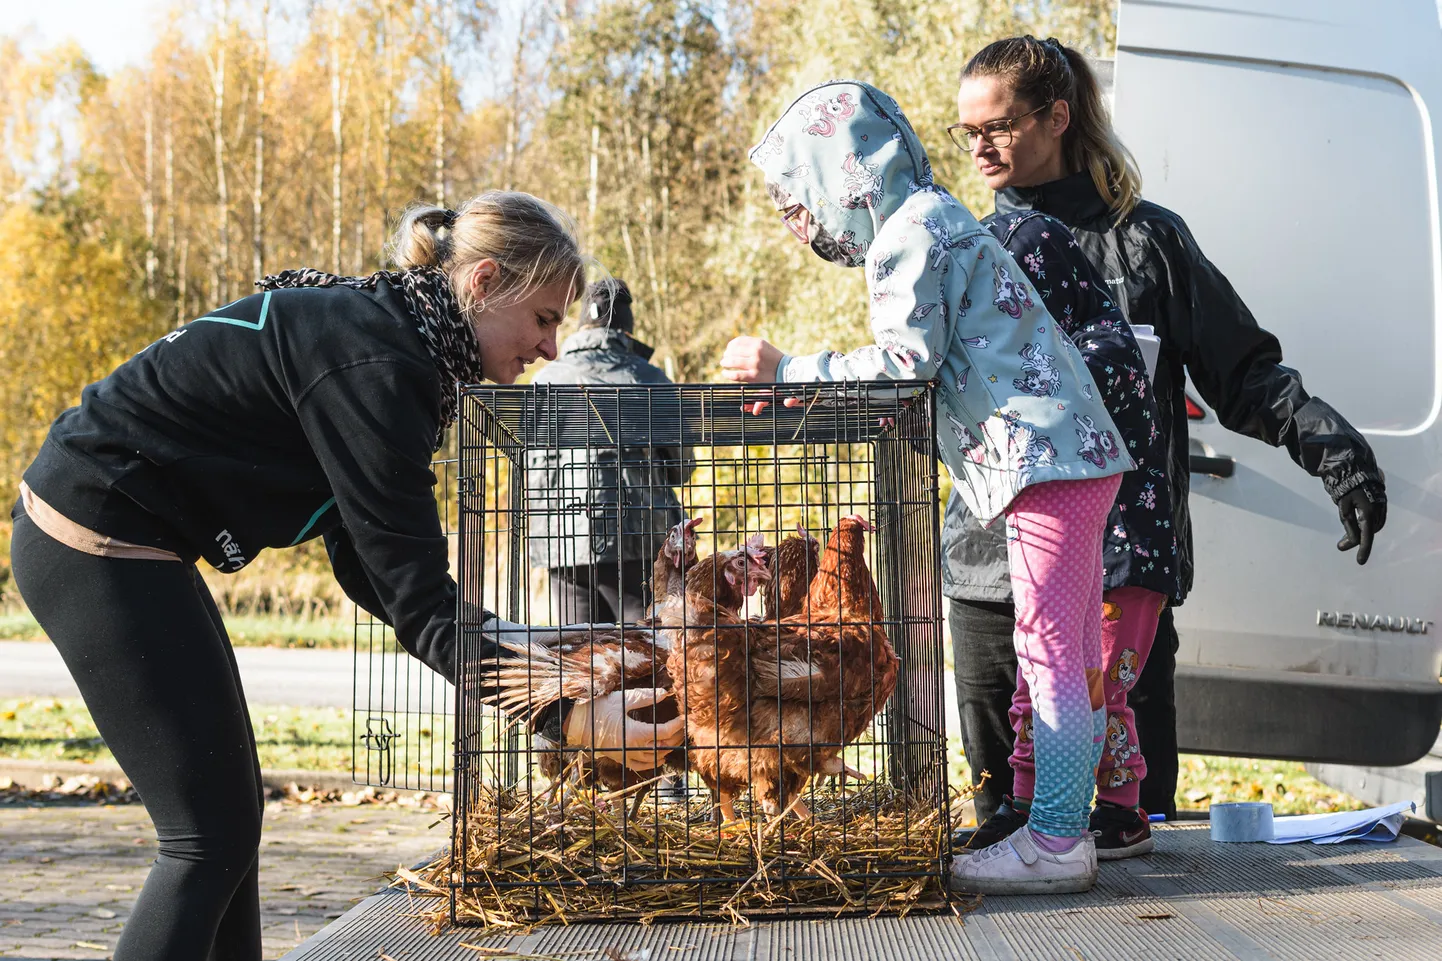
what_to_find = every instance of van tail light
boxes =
[1185,395,1206,420]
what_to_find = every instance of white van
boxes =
[1111,0,1442,816]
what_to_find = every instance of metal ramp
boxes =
[281,825,1442,960]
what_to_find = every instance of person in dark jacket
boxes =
[948,36,1387,824]
[528,279,689,623]
[9,192,683,960]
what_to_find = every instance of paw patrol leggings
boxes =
[1003,475,1121,838]
[1091,586,1165,808]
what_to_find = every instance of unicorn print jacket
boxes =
[750,81,1133,523]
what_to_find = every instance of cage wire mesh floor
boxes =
[282,825,1442,960]
[402,381,952,925]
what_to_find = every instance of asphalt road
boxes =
[2,633,959,730]
[0,639,451,712]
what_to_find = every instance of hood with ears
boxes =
[749,80,935,268]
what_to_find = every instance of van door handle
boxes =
[1189,454,1235,478]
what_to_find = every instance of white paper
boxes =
[1264,800,1415,845]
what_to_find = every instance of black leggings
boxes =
[11,510,264,960]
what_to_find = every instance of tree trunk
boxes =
[639,128,662,334]
[211,0,230,304]
[143,87,156,300]
[503,8,527,192]
[166,110,179,327]
[586,117,599,238]
[433,0,449,206]
[380,0,395,218]
[330,1,345,273]
[354,92,370,273]
[178,236,190,328]
[253,0,268,284]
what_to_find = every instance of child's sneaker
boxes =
[950,795,1030,853]
[1088,801,1154,860]
[949,824,1098,895]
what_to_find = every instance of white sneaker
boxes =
[949,824,1098,895]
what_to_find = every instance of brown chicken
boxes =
[490,527,770,804]
[665,515,898,822]
[759,525,820,621]
[645,517,703,622]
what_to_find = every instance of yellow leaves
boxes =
[0,201,164,510]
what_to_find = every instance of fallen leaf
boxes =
[74,942,108,951]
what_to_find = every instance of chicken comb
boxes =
[744,532,769,564]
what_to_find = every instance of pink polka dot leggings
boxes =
[1003,475,1122,839]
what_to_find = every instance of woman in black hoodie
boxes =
[10,191,681,959]
[945,36,1386,837]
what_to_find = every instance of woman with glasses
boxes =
[946,35,1387,851]
[722,79,1143,894]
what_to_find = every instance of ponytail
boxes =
[961,36,1142,224]
[384,192,587,313]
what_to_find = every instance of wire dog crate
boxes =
[441,381,948,923]
[351,456,457,793]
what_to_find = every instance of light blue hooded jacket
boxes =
[750,81,1133,523]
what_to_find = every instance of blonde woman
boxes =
[10,192,681,959]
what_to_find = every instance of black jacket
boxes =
[942,210,1178,603]
[526,326,689,569]
[944,171,1381,605]
[23,280,489,682]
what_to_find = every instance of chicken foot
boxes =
[716,791,739,824]
[764,795,813,820]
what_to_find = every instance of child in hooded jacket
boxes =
[721,80,1140,895]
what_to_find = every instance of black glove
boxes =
[1335,480,1387,565]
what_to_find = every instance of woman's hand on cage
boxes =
[563,688,686,772]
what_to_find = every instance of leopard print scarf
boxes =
[258,266,482,449]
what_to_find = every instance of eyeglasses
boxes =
[780,203,810,242]
[947,101,1054,152]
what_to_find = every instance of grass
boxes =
[0,611,353,649]
[3,697,1364,816]
[945,741,1364,820]
[1,697,355,772]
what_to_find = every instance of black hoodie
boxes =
[22,279,480,681]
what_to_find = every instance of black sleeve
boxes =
[1160,221,1382,499]
[297,358,471,683]
[324,526,390,624]
[659,446,694,488]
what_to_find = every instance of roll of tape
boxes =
[1210,801,1274,842]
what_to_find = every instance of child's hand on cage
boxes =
[563,688,685,772]
[721,337,784,386]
